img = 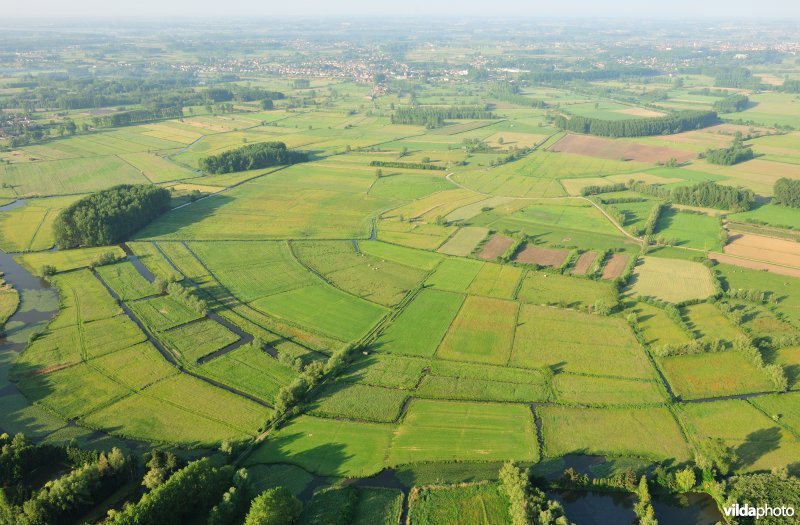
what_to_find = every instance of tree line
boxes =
[53,185,171,248]
[703,134,754,165]
[774,178,800,208]
[487,81,546,108]
[713,94,749,113]
[554,110,718,138]
[390,106,495,128]
[199,141,308,174]
[91,106,183,128]
[369,160,445,171]
[630,180,755,211]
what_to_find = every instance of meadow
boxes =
[4,57,800,518]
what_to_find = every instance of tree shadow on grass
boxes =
[736,427,782,469]
[252,431,354,478]
[134,193,235,239]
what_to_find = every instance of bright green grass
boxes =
[23,363,131,420]
[246,415,393,477]
[627,302,691,348]
[629,256,716,303]
[552,374,665,405]
[540,405,691,461]
[199,343,295,402]
[0,391,68,439]
[425,257,484,292]
[137,374,266,433]
[716,263,800,327]
[654,208,722,250]
[190,241,314,303]
[388,399,539,464]
[503,201,623,237]
[416,373,549,403]
[91,342,177,390]
[292,240,425,306]
[436,296,518,365]
[308,382,408,422]
[374,289,464,357]
[137,163,399,241]
[683,303,744,342]
[728,204,800,230]
[407,483,509,525]
[516,271,618,309]
[127,295,204,332]
[82,392,255,447]
[17,246,126,276]
[118,152,199,183]
[158,318,239,363]
[677,400,800,473]
[368,172,453,200]
[510,305,654,379]
[126,241,181,281]
[0,195,80,251]
[340,354,428,389]
[466,263,523,299]
[750,392,800,435]
[253,284,387,342]
[660,351,775,400]
[359,240,444,271]
[0,156,149,197]
[94,261,155,300]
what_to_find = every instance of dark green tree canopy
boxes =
[200,141,308,174]
[53,184,171,249]
[555,110,718,138]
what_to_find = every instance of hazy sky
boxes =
[4,0,800,19]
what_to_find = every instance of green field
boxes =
[374,289,464,356]
[510,305,653,378]
[540,405,691,461]
[388,399,539,464]
[6,31,800,516]
[629,256,716,303]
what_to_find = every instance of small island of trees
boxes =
[53,184,171,249]
[199,141,308,174]
[704,133,754,165]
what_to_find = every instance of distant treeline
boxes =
[523,67,659,86]
[631,180,755,211]
[199,141,308,174]
[487,81,546,108]
[369,160,446,171]
[203,87,286,103]
[706,67,761,89]
[91,105,183,128]
[554,110,718,138]
[774,178,800,208]
[54,185,171,248]
[713,94,749,113]
[391,106,495,128]
[782,80,800,93]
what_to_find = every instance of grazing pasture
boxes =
[629,257,715,302]
[660,351,774,400]
[437,226,489,256]
[511,304,653,378]
[516,271,617,309]
[678,400,800,473]
[407,483,509,525]
[374,289,464,357]
[437,296,518,365]
[540,406,691,461]
[388,400,539,464]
